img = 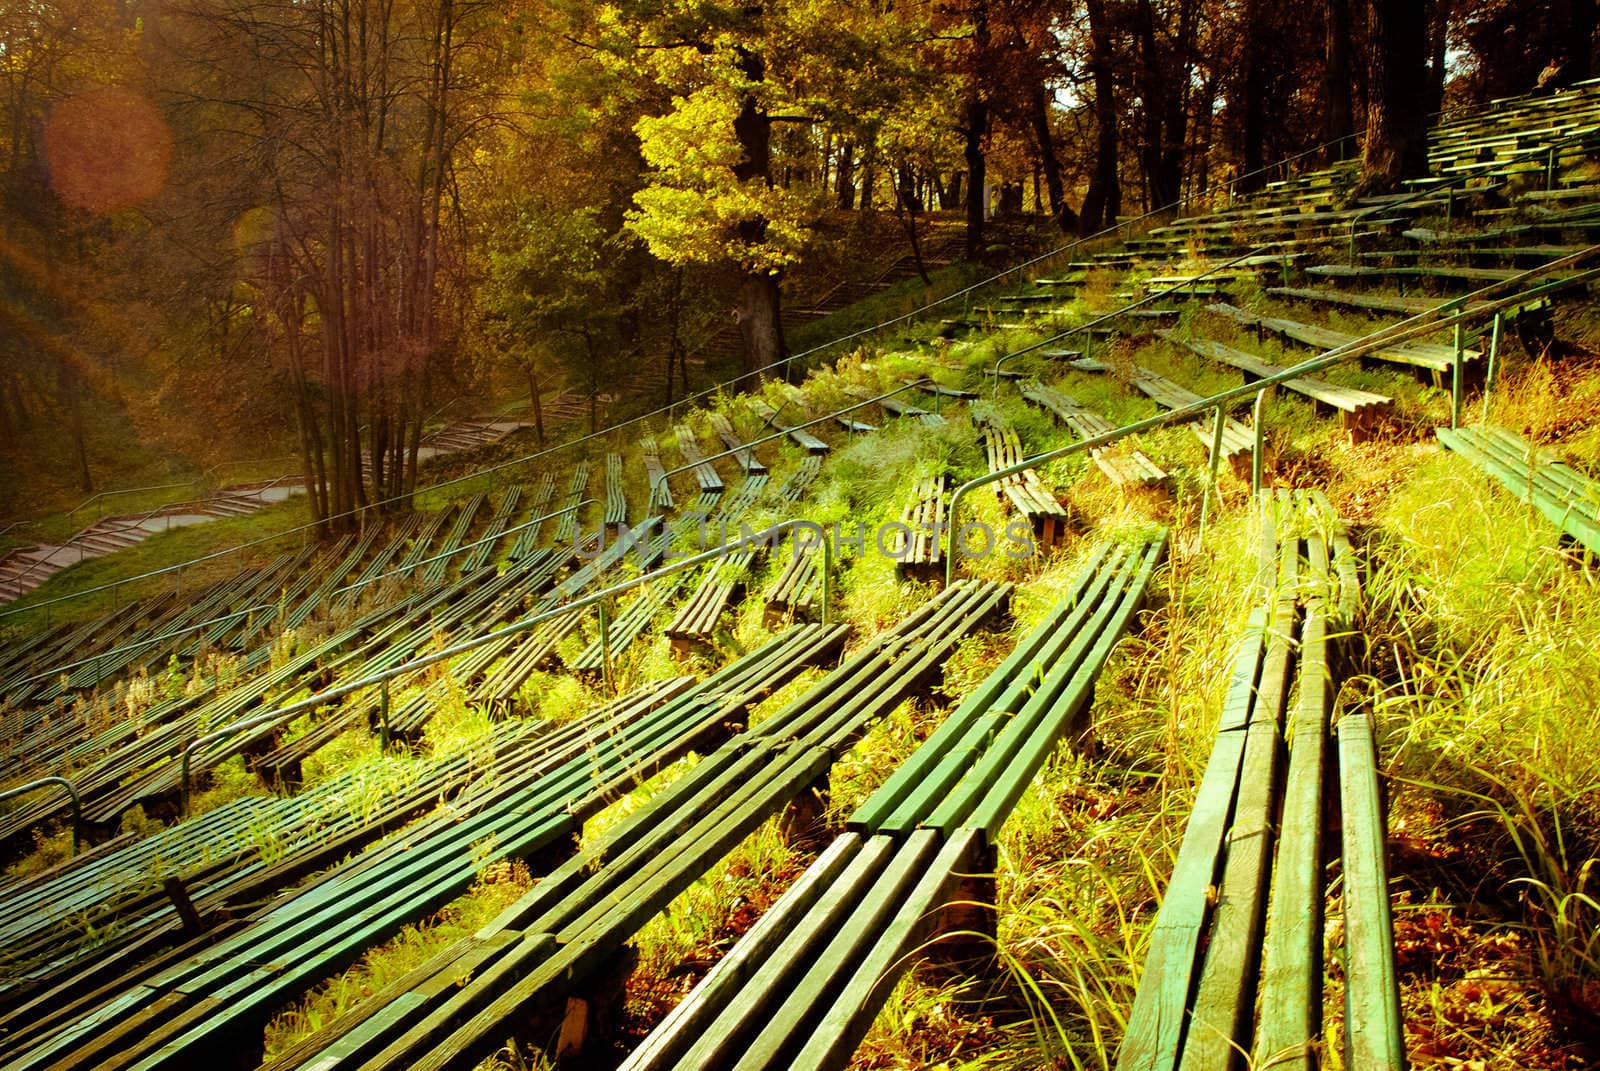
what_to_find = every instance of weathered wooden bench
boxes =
[1017,377,1171,486]
[421,493,484,586]
[603,453,628,529]
[708,412,766,474]
[640,437,672,511]
[674,428,725,492]
[619,537,1166,1071]
[664,548,757,655]
[1159,331,1392,442]
[507,472,557,558]
[763,543,820,625]
[247,584,1011,1071]
[1118,491,1401,1071]
[748,398,830,454]
[896,474,948,580]
[775,455,822,503]
[460,487,522,572]
[1073,358,1256,477]
[1437,423,1600,555]
[553,462,591,545]
[974,413,1069,546]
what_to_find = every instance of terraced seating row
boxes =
[1205,301,1475,378]
[1071,358,1255,476]
[1158,331,1392,442]
[0,716,558,1006]
[257,580,1010,1071]
[709,412,766,474]
[895,474,947,580]
[748,398,830,454]
[1021,380,1168,487]
[975,413,1069,544]
[1118,491,1400,1071]
[621,536,1165,1071]
[420,493,484,585]
[0,626,851,1070]
[1438,424,1600,555]
[675,429,725,492]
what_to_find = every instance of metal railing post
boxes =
[1481,311,1504,425]
[1451,318,1465,430]
[597,597,615,696]
[1252,388,1268,495]
[378,678,391,749]
[1199,404,1227,541]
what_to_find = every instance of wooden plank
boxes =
[1338,711,1406,1071]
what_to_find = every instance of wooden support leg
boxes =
[522,829,582,874]
[924,836,999,976]
[779,773,831,852]
[553,945,639,1066]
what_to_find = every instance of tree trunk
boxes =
[1426,0,1449,116]
[837,143,856,209]
[1082,0,1122,232]
[57,362,91,493]
[735,273,786,380]
[961,0,990,258]
[1572,0,1596,83]
[961,98,988,256]
[1237,0,1268,193]
[1028,83,1067,221]
[1361,0,1430,193]
[526,366,545,448]
[1325,0,1356,160]
[730,45,785,380]
[893,170,932,285]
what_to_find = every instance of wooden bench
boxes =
[1206,300,1478,380]
[708,412,765,474]
[1159,331,1392,442]
[1021,381,1167,487]
[640,438,671,511]
[1267,285,1495,317]
[664,549,758,655]
[507,472,557,558]
[421,493,484,586]
[748,399,829,454]
[603,453,628,529]
[674,429,725,492]
[896,475,947,580]
[763,543,820,625]
[247,586,1010,1071]
[461,487,522,572]
[974,414,1069,546]
[1437,424,1600,556]
[1072,359,1255,477]
[1118,490,1400,1071]
[619,538,1166,1071]
[775,455,822,503]
[553,462,591,545]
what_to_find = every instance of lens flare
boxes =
[44,86,173,214]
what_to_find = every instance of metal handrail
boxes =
[945,245,1600,583]
[648,381,932,506]
[11,500,598,690]
[0,776,82,854]
[178,517,834,813]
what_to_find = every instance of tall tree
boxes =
[1360,0,1430,192]
[1324,0,1356,159]
[1080,0,1122,232]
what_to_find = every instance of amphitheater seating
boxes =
[619,536,1165,1071]
[1438,424,1600,555]
[1118,491,1399,1071]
